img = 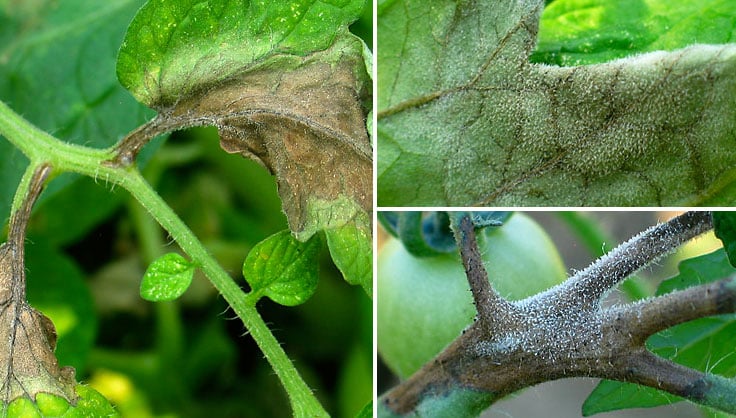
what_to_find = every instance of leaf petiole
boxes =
[0,101,329,417]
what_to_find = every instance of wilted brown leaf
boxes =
[146,36,372,239]
[1,165,77,406]
[0,242,77,405]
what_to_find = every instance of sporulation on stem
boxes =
[381,211,736,416]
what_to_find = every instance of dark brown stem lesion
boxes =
[382,211,736,416]
[105,113,204,168]
[8,164,51,250]
[0,163,76,406]
[5,164,52,300]
[452,215,517,332]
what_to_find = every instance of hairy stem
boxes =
[615,277,736,344]
[108,112,208,167]
[0,101,327,417]
[4,163,51,302]
[556,212,652,300]
[550,211,713,308]
[381,211,736,416]
[452,214,515,329]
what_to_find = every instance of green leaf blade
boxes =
[325,219,372,297]
[244,230,321,306]
[140,253,196,302]
[714,212,736,267]
[532,0,736,66]
[582,379,680,416]
[117,0,367,108]
[0,0,152,219]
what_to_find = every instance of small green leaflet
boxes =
[714,212,736,268]
[583,249,736,415]
[140,253,196,302]
[244,230,320,306]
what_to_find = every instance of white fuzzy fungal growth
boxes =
[476,212,713,368]
[382,212,736,416]
[378,0,736,207]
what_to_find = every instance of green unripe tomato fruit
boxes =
[378,213,567,379]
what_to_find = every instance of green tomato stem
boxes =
[120,162,327,418]
[128,191,187,400]
[0,100,328,417]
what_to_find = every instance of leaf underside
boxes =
[377,0,736,206]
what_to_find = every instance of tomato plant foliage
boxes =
[0,0,372,416]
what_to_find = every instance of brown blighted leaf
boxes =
[158,35,372,239]
[0,243,77,405]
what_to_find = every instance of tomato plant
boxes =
[0,1,372,416]
[378,212,736,417]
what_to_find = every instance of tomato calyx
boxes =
[378,211,511,257]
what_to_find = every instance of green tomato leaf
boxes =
[0,0,153,219]
[140,253,196,302]
[117,0,366,107]
[583,249,736,415]
[117,0,372,240]
[0,386,119,418]
[533,0,736,66]
[714,212,736,268]
[325,218,372,297]
[73,384,120,417]
[377,0,736,206]
[582,379,680,415]
[244,230,321,306]
[354,401,372,418]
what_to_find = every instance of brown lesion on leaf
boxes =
[0,164,77,406]
[112,35,372,236]
[175,38,371,235]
